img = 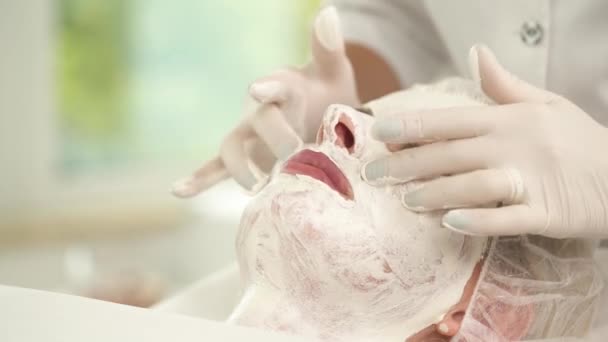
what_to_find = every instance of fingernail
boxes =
[171,177,195,197]
[249,81,282,103]
[442,210,470,234]
[315,6,342,51]
[438,323,449,335]
[468,45,481,85]
[362,159,388,182]
[247,175,270,195]
[372,118,403,141]
[236,171,258,193]
[401,190,425,211]
[277,141,301,160]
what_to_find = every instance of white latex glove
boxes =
[363,45,608,238]
[172,6,358,196]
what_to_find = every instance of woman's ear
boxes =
[435,261,535,340]
[445,294,535,341]
[436,299,468,336]
[435,262,483,337]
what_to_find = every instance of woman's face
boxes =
[233,104,486,341]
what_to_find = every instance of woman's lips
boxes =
[282,150,354,200]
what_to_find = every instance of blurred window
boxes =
[0,0,320,243]
[57,0,320,177]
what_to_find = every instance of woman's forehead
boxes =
[363,80,490,116]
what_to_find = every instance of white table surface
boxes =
[0,284,311,342]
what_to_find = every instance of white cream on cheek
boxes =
[230,98,487,341]
[231,158,484,340]
[232,176,485,341]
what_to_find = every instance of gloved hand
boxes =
[363,45,608,238]
[172,6,359,197]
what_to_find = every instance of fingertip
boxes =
[473,45,540,104]
[401,190,427,212]
[475,44,506,83]
[360,159,389,185]
[277,137,303,160]
[244,175,269,196]
[468,44,481,85]
[472,44,505,90]
[371,118,404,142]
[475,44,495,60]
[238,172,260,193]
[314,6,342,52]
[442,210,484,236]
[248,80,285,104]
[171,177,197,198]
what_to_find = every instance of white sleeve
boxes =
[327,0,453,86]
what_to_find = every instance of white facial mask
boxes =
[229,84,488,341]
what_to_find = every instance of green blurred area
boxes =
[58,0,129,138]
[58,0,131,173]
[57,0,321,175]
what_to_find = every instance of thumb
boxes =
[311,6,348,78]
[469,44,556,104]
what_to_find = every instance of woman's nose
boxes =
[315,105,364,156]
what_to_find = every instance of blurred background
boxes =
[0,0,320,307]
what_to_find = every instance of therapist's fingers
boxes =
[171,157,229,198]
[470,45,559,105]
[246,138,276,174]
[247,67,303,105]
[441,205,546,236]
[248,102,303,160]
[219,123,262,191]
[311,6,348,79]
[370,106,497,144]
[362,138,488,185]
[401,168,525,212]
[248,77,291,105]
